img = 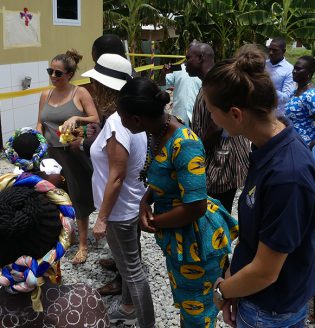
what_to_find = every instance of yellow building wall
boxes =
[0,0,103,78]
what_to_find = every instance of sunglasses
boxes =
[46,68,65,78]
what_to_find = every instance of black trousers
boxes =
[208,188,237,214]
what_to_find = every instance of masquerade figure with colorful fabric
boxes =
[0,172,110,327]
[117,77,238,328]
[4,127,64,186]
[36,49,100,264]
[4,127,48,172]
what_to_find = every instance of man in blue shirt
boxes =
[161,64,201,126]
[266,38,295,116]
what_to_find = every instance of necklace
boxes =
[302,81,312,88]
[297,81,312,91]
[139,114,171,187]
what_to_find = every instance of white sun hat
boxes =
[82,53,132,91]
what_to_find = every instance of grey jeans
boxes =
[107,216,155,328]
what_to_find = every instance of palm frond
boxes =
[293,26,315,39]
[291,0,315,9]
[237,10,271,25]
[205,0,233,15]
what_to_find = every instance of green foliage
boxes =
[266,0,315,41]
[286,47,313,64]
[103,0,173,66]
[103,0,315,64]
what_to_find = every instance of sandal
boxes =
[97,275,122,296]
[72,248,88,265]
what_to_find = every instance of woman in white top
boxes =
[82,54,155,328]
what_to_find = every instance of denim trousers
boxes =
[107,216,155,328]
[236,299,307,328]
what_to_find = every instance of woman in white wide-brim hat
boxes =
[82,54,155,328]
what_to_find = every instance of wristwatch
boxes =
[79,138,84,151]
[214,282,225,301]
[213,282,226,310]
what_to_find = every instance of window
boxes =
[53,0,81,26]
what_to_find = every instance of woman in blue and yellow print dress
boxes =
[117,77,238,328]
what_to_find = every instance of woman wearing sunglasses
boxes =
[37,49,99,265]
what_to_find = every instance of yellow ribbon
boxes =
[45,189,72,206]
[127,53,185,58]
[46,262,62,285]
[0,55,186,100]
[135,58,185,73]
[0,173,18,191]
[31,277,45,312]
[0,86,51,100]
[0,78,90,100]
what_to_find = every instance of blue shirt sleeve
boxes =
[276,71,295,106]
[259,183,314,253]
[172,138,207,203]
[165,72,175,89]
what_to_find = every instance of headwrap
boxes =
[4,127,48,172]
[0,172,75,311]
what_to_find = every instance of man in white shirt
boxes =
[159,63,201,126]
[165,64,201,125]
[266,37,295,116]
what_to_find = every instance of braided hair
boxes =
[0,186,61,267]
[0,173,75,308]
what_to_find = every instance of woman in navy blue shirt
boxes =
[203,48,315,328]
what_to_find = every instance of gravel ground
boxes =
[0,157,313,328]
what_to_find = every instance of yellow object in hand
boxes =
[59,126,75,144]
[58,126,84,144]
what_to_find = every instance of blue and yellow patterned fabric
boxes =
[147,126,238,327]
[167,254,227,328]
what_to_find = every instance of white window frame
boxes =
[52,0,81,26]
